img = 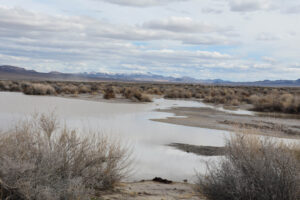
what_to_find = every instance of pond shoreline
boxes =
[152,107,300,140]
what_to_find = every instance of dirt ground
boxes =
[100,181,202,200]
[152,107,300,139]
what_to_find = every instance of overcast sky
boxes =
[0,0,299,81]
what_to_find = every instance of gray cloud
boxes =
[0,4,298,81]
[0,8,235,45]
[142,17,219,33]
[94,0,189,7]
[202,7,223,14]
[283,5,300,14]
[0,7,238,77]
[229,0,271,12]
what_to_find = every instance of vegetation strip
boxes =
[169,143,226,156]
[1,80,300,113]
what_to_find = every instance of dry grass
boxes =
[23,83,56,95]
[0,80,300,111]
[164,89,192,99]
[122,88,152,102]
[197,134,300,200]
[0,113,131,200]
[104,87,116,99]
[251,93,300,113]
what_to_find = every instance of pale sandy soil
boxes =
[100,181,202,200]
[152,107,300,139]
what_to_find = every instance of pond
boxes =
[0,92,230,182]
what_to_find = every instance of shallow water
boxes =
[0,92,229,182]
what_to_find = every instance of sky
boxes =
[0,0,299,81]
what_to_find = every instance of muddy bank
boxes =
[100,180,201,200]
[169,143,225,156]
[152,107,300,139]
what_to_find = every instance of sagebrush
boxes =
[0,113,131,200]
[197,134,300,200]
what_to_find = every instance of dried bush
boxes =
[78,84,91,93]
[0,113,131,200]
[23,83,56,95]
[104,87,115,99]
[164,89,192,99]
[0,81,12,91]
[252,93,300,114]
[0,81,5,90]
[9,83,21,92]
[197,134,300,200]
[61,84,78,94]
[122,88,152,102]
[146,87,162,95]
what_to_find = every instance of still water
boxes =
[0,92,230,182]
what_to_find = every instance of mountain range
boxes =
[0,65,299,86]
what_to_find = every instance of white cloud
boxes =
[142,17,219,33]
[0,0,299,81]
[261,56,277,64]
[256,33,281,41]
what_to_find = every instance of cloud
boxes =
[283,5,300,14]
[202,7,223,14]
[93,0,189,7]
[256,33,281,41]
[142,17,219,33]
[261,56,277,64]
[0,6,238,77]
[0,7,235,45]
[0,3,299,81]
[228,0,273,12]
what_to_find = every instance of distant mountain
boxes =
[0,65,200,83]
[0,65,299,86]
[241,79,300,87]
[0,65,106,81]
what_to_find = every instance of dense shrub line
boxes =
[0,80,300,112]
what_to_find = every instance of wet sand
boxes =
[100,181,201,200]
[152,107,300,139]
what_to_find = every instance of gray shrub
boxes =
[0,113,131,200]
[197,134,300,200]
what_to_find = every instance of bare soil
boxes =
[152,107,300,139]
[100,180,201,200]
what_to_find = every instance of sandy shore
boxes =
[152,107,300,139]
[100,180,201,200]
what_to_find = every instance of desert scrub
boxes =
[61,84,78,94]
[78,84,91,93]
[197,134,300,200]
[104,87,116,99]
[122,88,152,102]
[22,83,56,95]
[164,89,192,99]
[0,113,131,200]
[252,93,300,114]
